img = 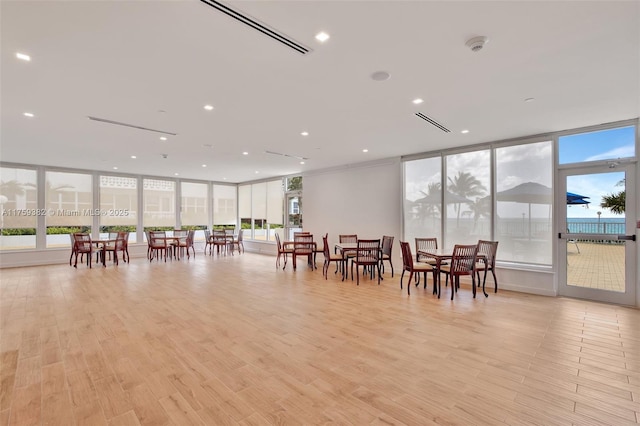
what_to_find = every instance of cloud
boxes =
[585,146,634,161]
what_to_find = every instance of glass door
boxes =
[284,192,302,240]
[558,164,636,305]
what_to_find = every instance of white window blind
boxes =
[266,179,283,224]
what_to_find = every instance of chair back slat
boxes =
[339,234,357,244]
[450,244,478,273]
[294,234,314,254]
[477,240,498,267]
[355,239,380,263]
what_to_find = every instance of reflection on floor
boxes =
[567,241,625,292]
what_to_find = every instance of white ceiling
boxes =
[1,1,638,183]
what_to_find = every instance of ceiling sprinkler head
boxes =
[161,154,168,159]
[466,36,489,52]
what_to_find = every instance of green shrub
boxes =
[1,228,36,236]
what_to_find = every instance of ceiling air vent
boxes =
[265,150,308,161]
[415,113,451,133]
[87,116,177,136]
[199,0,311,55]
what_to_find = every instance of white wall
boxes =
[302,158,403,267]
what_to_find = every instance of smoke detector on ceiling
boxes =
[465,36,489,52]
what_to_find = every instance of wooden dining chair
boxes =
[149,231,169,262]
[69,233,79,266]
[204,230,213,255]
[439,244,480,300]
[415,237,441,265]
[103,231,128,265]
[72,233,93,268]
[380,235,394,277]
[351,239,381,285]
[211,230,227,255]
[292,234,315,270]
[275,233,292,269]
[176,230,195,259]
[322,234,343,279]
[476,240,499,293]
[399,241,435,295]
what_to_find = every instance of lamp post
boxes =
[597,211,601,233]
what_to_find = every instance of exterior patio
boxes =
[567,241,625,292]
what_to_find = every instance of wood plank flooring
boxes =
[1,252,639,425]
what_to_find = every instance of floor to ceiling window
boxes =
[181,181,208,240]
[45,171,92,248]
[495,141,553,264]
[403,139,554,266]
[99,175,138,242]
[0,166,37,250]
[143,178,176,232]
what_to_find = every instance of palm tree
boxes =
[600,178,625,214]
[0,180,27,200]
[601,191,625,214]
[417,182,442,228]
[447,171,486,226]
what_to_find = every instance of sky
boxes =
[560,126,634,219]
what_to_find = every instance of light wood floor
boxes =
[1,252,639,425]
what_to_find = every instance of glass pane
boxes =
[559,126,635,164]
[213,184,237,227]
[0,167,37,250]
[495,141,553,265]
[181,182,208,241]
[100,175,137,241]
[445,151,490,248]
[143,178,175,229]
[566,172,626,292]
[181,182,208,225]
[404,157,441,245]
[45,171,92,248]
[252,182,267,241]
[287,195,301,227]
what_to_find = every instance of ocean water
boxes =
[567,217,625,234]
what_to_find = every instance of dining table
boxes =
[417,248,488,298]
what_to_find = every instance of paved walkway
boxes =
[567,241,625,292]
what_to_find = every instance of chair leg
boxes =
[407,271,413,295]
[492,269,498,293]
[400,269,405,290]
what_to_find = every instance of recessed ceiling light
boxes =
[315,32,330,42]
[461,129,470,134]
[202,164,207,167]
[130,155,137,159]
[113,167,118,170]
[362,149,369,153]
[204,105,214,111]
[524,97,535,103]
[223,177,227,180]
[174,173,179,176]
[16,52,31,61]
[412,98,424,105]
[300,161,305,165]
[255,171,259,174]
[371,71,390,81]
[301,131,309,136]
[160,136,167,141]
[242,151,248,155]
[23,112,34,117]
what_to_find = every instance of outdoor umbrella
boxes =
[496,182,591,238]
[566,192,590,205]
[495,182,552,238]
